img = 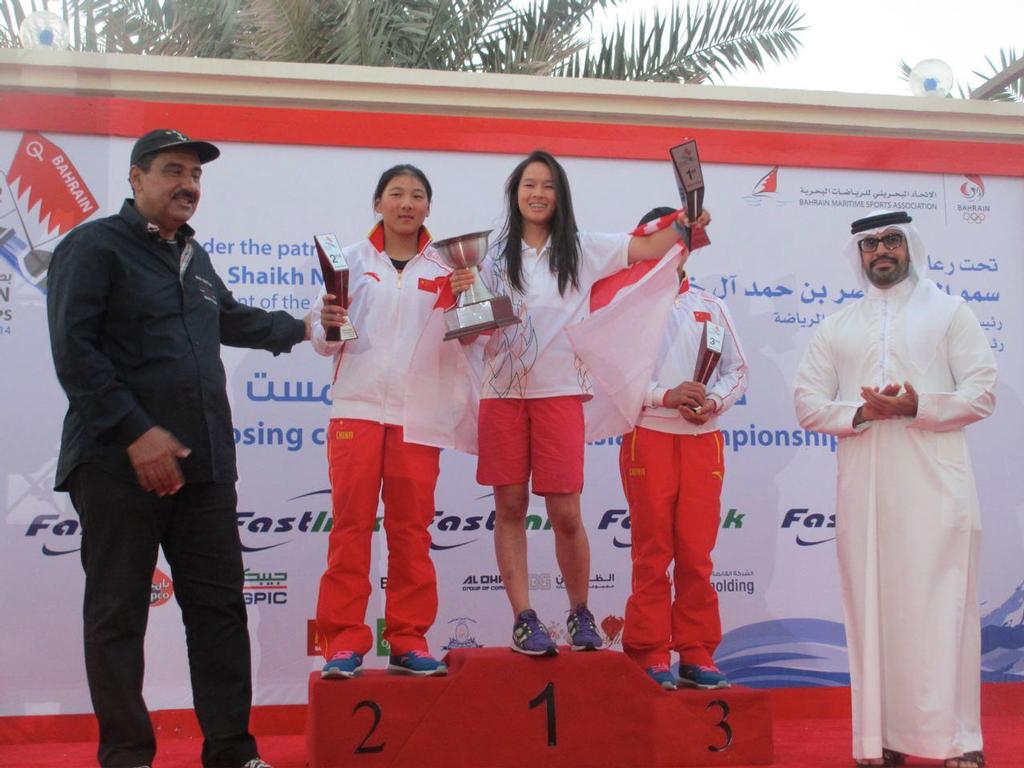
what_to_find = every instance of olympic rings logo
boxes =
[962,211,987,224]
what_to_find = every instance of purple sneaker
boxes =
[511,609,558,656]
[567,604,602,651]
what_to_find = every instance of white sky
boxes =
[601,0,1023,97]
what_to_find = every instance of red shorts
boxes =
[476,396,585,495]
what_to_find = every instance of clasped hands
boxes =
[662,380,718,425]
[854,381,919,426]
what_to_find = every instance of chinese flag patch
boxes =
[693,311,712,322]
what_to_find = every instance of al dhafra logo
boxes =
[442,617,484,650]
[150,568,173,607]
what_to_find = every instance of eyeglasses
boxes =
[857,233,905,253]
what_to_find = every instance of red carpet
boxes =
[1,683,1021,767]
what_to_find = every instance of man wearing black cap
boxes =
[46,129,305,768]
[793,211,996,768]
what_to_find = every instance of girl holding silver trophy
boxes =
[311,164,474,680]
[476,149,711,656]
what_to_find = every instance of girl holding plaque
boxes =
[477,150,710,656]
[311,165,473,679]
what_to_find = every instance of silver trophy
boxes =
[432,230,520,341]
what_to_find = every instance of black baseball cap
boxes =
[130,128,220,166]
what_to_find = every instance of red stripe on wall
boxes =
[3,92,1024,176]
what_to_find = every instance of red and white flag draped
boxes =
[568,210,693,443]
[404,209,702,452]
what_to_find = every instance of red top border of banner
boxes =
[2,92,1023,176]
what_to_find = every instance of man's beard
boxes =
[864,257,909,288]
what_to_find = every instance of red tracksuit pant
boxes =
[316,418,440,658]
[619,427,725,669]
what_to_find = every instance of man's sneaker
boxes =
[321,650,363,679]
[240,760,273,768]
[511,609,558,656]
[567,604,602,651]
[388,650,448,676]
[678,664,730,689]
[646,664,678,690]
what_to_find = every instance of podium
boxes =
[307,648,772,767]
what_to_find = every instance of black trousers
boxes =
[68,467,259,768]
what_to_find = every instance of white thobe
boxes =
[793,276,997,760]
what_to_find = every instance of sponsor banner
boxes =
[2,130,1022,717]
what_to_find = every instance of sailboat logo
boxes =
[742,166,790,207]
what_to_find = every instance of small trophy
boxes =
[669,139,711,249]
[314,233,358,342]
[693,321,725,386]
[431,230,520,341]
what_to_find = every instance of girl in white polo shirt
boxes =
[477,149,710,655]
[312,164,473,679]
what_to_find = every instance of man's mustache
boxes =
[173,190,196,203]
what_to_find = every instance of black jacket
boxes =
[47,199,306,490]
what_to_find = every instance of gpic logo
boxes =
[780,507,836,546]
[242,567,288,606]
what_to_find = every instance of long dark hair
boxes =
[372,164,433,206]
[498,150,581,296]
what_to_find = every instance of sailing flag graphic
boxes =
[752,166,779,195]
[7,132,98,237]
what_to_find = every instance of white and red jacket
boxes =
[638,278,748,434]
[311,224,455,428]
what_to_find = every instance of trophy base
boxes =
[443,296,519,341]
[326,320,358,342]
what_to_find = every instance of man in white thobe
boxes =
[793,210,996,768]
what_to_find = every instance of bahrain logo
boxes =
[741,166,791,207]
[0,132,99,293]
[959,175,985,201]
[956,175,990,224]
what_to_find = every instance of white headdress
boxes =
[843,210,962,374]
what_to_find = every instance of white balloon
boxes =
[908,58,954,98]
[19,10,70,50]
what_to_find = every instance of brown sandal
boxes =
[945,752,985,768]
[854,750,905,767]
[854,750,906,767]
